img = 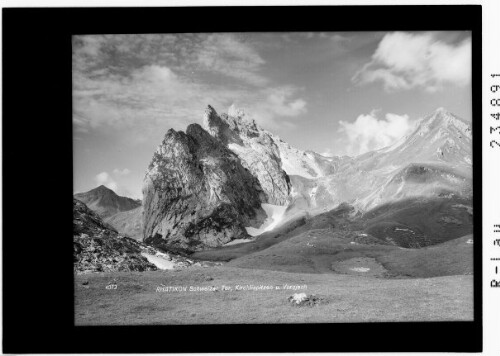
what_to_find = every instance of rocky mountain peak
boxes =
[94,184,114,193]
[186,123,209,139]
[357,107,473,181]
[226,104,260,131]
[201,104,291,204]
[142,120,267,252]
[163,128,189,145]
[75,185,141,219]
[84,184,117,197]
[203,105,218,124]
[203,104,261,144]
[202,105,232,143]
[415,108,471,139]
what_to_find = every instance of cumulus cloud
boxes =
[113,168,131,176]
[352,32,471,92]
[227,86,307,130]
[94,172,118,192]
[194,33,268,86]
[73,34,307,139]
[73,64,218,137]
[266,87,306,116]
[339,111,413,156]
[73,64,306,135]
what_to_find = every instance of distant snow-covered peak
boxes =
[408,108,471,142]
[354,107,472,172]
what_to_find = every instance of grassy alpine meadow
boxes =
[74,265,473,325]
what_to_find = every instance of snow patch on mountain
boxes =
[275,141,323,179]
[141,252,175,270]
[245,203,288,236]
[225,238,254,246]
[214,104,339,181]
[431,128,447,143]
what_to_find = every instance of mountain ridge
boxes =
[140,105,472,252]
[284,107,472,213]
[74,185,141,219]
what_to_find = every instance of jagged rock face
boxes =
[142,122,266,252]
[73,199,157,273]
[203,105,291,205]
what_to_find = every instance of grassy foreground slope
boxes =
[192,197,473,278]
[361,197,472,248]
[75,196,474,325]
[228,232,473,278]
[105,206,143,241]
[75,267,472,325]
[191,203,360,261]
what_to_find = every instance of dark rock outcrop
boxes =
[142,121,266,252]
[73,198,157,273]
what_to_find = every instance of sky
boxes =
[73,31,472,199]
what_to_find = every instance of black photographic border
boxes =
[2,5,482,353]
